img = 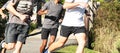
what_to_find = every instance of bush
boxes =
[0,0,9,41]
[29,22,37,33]
[0,18,7,40]
[93,1,120,53]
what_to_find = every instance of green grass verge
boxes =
[55,45,99,53]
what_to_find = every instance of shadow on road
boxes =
[27,31,41,37]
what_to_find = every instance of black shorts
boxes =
[60,25,86,37]
[4,23,29,43]
[41,28,58,39]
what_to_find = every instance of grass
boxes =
[54,45,99,53]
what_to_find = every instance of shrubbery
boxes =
[92,1,120,53]
[0,0,8,40]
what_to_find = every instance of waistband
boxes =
[45,16,58,21]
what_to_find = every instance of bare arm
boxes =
[63,2,88,9]
[63,2,79,9]
[38,9,48,15]
[6,1,28,21]
[0,9,4,16]
[6,1,21,17]
[0,9,7,19]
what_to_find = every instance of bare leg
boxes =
[40,39,47,53]
[4,43,15,50]
[48,36,68,52]
[13,41,23,53]
[75,33,86,53]
[48,35,56,47]
[1,48,6,53]
[2,41,22,53]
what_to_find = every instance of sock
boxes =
[2,42,5,48]
[48,50,50,53]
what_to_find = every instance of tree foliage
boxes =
[0,0,8,40]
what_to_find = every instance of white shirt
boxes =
[62,0,88,27]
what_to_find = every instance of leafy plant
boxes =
[93,1,120,53]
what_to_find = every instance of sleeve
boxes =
[41,2,50,11]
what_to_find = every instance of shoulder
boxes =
[43,1,51,6]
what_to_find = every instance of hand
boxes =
[44,10,48,14]
[38,10,48,15]
[1,14,7,19]
[18,14,29,22]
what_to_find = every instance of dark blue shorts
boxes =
[60,25,86,37]
[4,23,29,43]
